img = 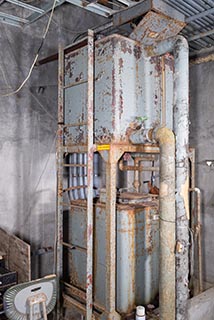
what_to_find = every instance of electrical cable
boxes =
[0,0,57,97]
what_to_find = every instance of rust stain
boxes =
[180,177,190,219]
[164,53,174,72]
[134,46,142,60]
[119,57,123,74]
[120,40,132,55]
[87,274,93,286]
[119,89,124,120]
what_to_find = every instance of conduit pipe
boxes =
[130,127,176,320]
[145,35,189,320]
[190,187,203,294]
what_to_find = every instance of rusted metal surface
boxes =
[86,29,95,320]
[64,34,169,145]
[60,146,160,319]
[94,35,141,144]
[130,11,185,46]
[63,33,175,146]
[94,201,159,315]
[117,206,159,314]
[119,160,159,172]
[102,149,121,319]
[190,53,214,66]
[189,188,203,294]
[37,38,88,66]
[56,44,65,320]
[112,0,185,28]
[137,54,174,131]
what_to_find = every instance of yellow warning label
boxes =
[97,144,110,151]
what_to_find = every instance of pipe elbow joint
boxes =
[154,127,175,146]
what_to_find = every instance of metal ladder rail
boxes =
[56,31,95,320]
[86,29,95,320]
[56,43,64,320]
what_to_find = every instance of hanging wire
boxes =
[0,0,57,97]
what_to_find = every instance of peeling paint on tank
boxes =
[150,56,162,76]
[120,40,133,55]
[165,53,174,71]
[119,58,123,74]
[134,46,142,60]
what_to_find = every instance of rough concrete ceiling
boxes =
[0,0,213,56]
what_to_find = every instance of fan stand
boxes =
[27,292,48,320]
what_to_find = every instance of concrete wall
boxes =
[188,287,214,320]
[190,59,214,284]
[0,3,105,278]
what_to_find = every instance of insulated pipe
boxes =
[156,127,175,320]
[145,36,189,320]
[173,37,189,320]
[130,126,176,320]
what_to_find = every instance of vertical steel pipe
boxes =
[146,35,190,320]
[155,127,176,320]
[161,56,166,126]
[86,29,94,320]
[130,126,176,320]
[173,36,189,320]
[56,44,64,320]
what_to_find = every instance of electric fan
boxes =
[3,274,57,320]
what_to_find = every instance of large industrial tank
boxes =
[64,34,174,145]
[63,196,159,315]
[62,32,174,318]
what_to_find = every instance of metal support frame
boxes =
[27,0,66,24]
[0,0,185,29]
[113,0,184,27]
[0,11,28,25]
[86,29,95,320]
[186,7,214,23]
[66,0,115,17]
[6,0,44,13]
[98,147,125,320]
[56,44,64,320]
[56,31,96,320]
[188,29,214,42]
